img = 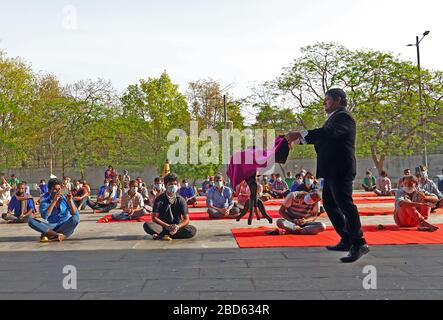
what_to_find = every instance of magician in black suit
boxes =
[286,88,369,263]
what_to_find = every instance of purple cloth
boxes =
[226,137,289,189]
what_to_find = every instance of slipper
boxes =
[40,236,50,243]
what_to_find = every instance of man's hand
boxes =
[294,219,305,226]
[285,131,303,144]
[417,192,427,202]
[66,193,73,202]
[169,224,179,236]
[53,192,62,203]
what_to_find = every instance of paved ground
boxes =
[1,200,443,300]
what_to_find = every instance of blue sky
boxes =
[1,0,442,101]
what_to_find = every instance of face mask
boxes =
[210,182,215,186]
[216,181,224,188]
[167,185,178,194]
[105,183,109,187]
[297,179,303,184]
[51,192,58,198]
[154,184,161,190]
[422,172,428,179]
[184,183,189,188]
[403,186,415,194]
[305,179,314,187]
[277,178,282,182]
[304,194,315,205]
[130,187,137,193]
[76,185,81,190]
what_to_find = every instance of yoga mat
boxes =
[232,224,443,248]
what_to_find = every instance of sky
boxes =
[1,0,442,114]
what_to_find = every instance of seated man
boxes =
[268,190,326,235]
[234,179,264,209]
[136,177,150,204]
[28,178,80,242]
[111,180,148,221]
[86,180,118,213]
[143,173,197,240]
[416,166,443,211]
[2,182,35,223]
[375,171,395,196]
[397,169,412,189]
[362,171,377,192]
[394,176,439,232]
[39,180,49,197]
[179,179,197,205]
[260,176,272,201]
[149,177,165,207]
[295,172,318,192]
[72,180,90,210]
[269,174,289,199]
[0,177,12,207]
[285,172,295,189]
[206,173,240,219]
[290,174,304,192]
[200,176,212,196]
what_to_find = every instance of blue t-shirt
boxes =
[179,186,195,199]
[39,193,78,224]
[290,181,302,192]
[39,184,49,194]
[206,187,233,209]
[8,196,35,217]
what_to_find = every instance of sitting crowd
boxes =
[1,163,443,242]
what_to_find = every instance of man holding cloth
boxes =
[286,88,368,263]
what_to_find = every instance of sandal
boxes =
[265,229,282,236]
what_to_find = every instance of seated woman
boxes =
[111,180,148,221]
[0,177,12,207]
[2,183,35,223]
[362,171,377,192]
[267,190,326,235]
[394,176,439,232]
[86,180,118,213]
[28,178,80,242]
[72,180,90,210]
[206,173,240,219]
[143,173,196,240]
[375,171,395,196]
[179,179,197,206]
[234,179,264,209]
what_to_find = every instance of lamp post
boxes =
[407,30,430,167]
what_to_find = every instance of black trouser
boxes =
[86,199,117,213]
[143,222,197,239]
[323,178,366,246]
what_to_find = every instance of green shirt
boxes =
[8,178,20,188]
[363,176,376,187]
[285,178,296,188]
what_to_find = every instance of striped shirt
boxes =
[282,192,319,220]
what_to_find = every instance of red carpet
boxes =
[232,224,443,248]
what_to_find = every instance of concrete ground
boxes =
[1,199,443,300]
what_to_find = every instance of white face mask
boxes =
[304,194,316,205]
[167,185,179,194]
[216,181,224,188]
[403,186,415,194]
[130,187,137,193]
[184,183,189,188]
[305,179,314,187]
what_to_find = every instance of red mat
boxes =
[232,224,443,248]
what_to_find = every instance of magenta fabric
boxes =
[226,137,288,188]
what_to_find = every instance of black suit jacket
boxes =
[305,108,357,181]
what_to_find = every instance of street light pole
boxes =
[408,31,430,167]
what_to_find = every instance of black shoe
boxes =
[326,241,351,252]
[340,245,370,263]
